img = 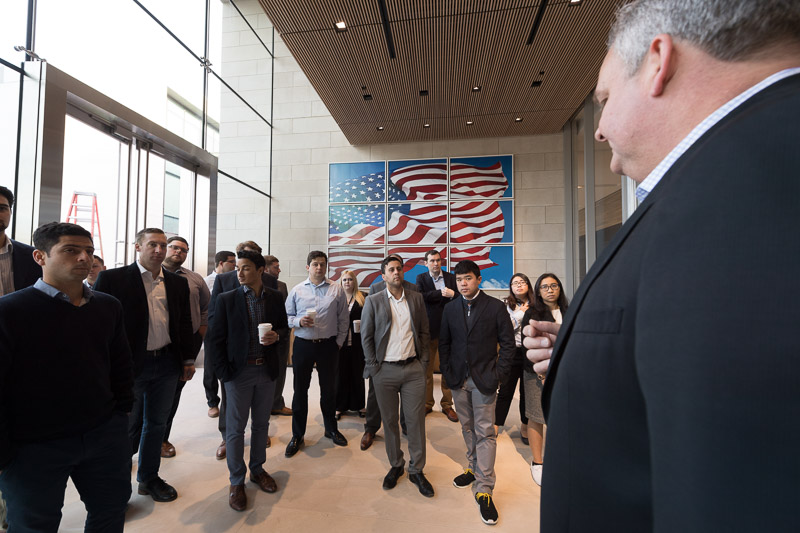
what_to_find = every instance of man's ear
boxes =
[646,33,675,97]
[33,249,47,267]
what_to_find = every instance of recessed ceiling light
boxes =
[376,126,384,131]
[419,89,429,97]
[423,123,430,128]
[472,86,481,92]
[531,80,542,88]
[515,117,523,122]
[363,94,373,101]
[335,21,347,31]
[466,121,474,126]
[568,0,583,5]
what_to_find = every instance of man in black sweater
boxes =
[0,222,134,532]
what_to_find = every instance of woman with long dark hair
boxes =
[335,271,367,419]
[495,273,533,444]
[521,272,568,486]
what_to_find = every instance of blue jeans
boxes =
[0,412,130,533]
[224,365,276,485]
[129,353,179,482]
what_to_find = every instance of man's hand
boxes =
[181,363,196,381]
[299,315,315,327]
[522,320,561,374]
[441,287,455,298]
[260,330,279,346]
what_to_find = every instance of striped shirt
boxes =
[636,68,800,202]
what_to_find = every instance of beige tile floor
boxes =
[60,369,540,532]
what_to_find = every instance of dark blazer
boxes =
[208,269,278,324]
[540,74,800,532]
[415,270,457,339]
[94,262,194,376]
[438,291,515,395]
[361,288,430,378]
[10,239,41,290]
[205,285,288,383]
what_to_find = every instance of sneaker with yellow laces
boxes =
[453,468,475,488]
[475,492,498,525]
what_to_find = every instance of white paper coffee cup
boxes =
[306,309,317,321]
[353,319,361,333]
[258,323,272,344]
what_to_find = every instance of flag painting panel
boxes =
[449,200,513,244]
[450,246,514,290]
[329,204,386,245]
[449,155,513,200]
[387,203,448,245]
[387,159,448,201]
[328,247,385,288]
[329,161,387,203]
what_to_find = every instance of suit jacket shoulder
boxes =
[10,239,42,290]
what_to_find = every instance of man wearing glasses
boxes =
[160,236,210,458]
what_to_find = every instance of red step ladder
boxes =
[65,191,104,258]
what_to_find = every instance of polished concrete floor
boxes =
[61,369,540,532]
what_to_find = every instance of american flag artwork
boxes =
[450,246,498,270]
[329,161,387,203]
[387,159,448,201]
[387,203,448,245]
[329,204,385,245]
[449,200,513,244]
[450,155,513,200]
[328,247,385,287]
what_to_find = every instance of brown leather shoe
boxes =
[271,406,293,416]
[208,406,220,418]
[443,407,459,423]
[425,406,433,414]
[161,441,176,458]
[229,484,246,511]
[216,441,227,460]
[360,431,375,451]
[250,471,278,493]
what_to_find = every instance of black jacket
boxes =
[415,270,457,339]
[10,239,42,290]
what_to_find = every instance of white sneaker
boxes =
[531,462,543,486]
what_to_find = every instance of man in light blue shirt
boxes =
[284,250,349,457]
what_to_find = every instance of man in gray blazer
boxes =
[361,256,433,497]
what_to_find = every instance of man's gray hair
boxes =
[609,0,800,76]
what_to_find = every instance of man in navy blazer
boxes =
[94,228,194,503]
[205,251,288,511]
[439,260,514,526]
[415,249,458,422]
[0,186,42,297]
[207,240,278,461]
[524,1,800,530]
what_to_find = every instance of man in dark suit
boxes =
[94,228,194,503]
[264,254,292,417]
[207,240,278,460]
[205,251,288,511]
[360,255,417,450]
[439,260,514,526]
[361,256,433,497]
[524,1,800,531]
[0,185,42,297]
[415,249,458,422]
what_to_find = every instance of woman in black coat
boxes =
[521,272,569,486]
[335,270,367,418]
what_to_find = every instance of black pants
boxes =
[495,348,528,426]
[335,343,365,412]
[164,331,204,441]
[291,337,339,437]
[0,413,130,533]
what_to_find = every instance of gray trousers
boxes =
[425,338,453,410]
[372,359,427,474]
[452,376,497,495]
[224,365,276,485]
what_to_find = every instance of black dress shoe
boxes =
[324,430,348,447]
[409,472,435,498]
[285,436,304,457]
[137,477,178,502]
[382,466,404,489]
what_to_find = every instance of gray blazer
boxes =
[361,287,430,379]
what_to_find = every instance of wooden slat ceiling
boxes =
[258,0,618,145]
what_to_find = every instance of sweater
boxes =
[0,287,134,468]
